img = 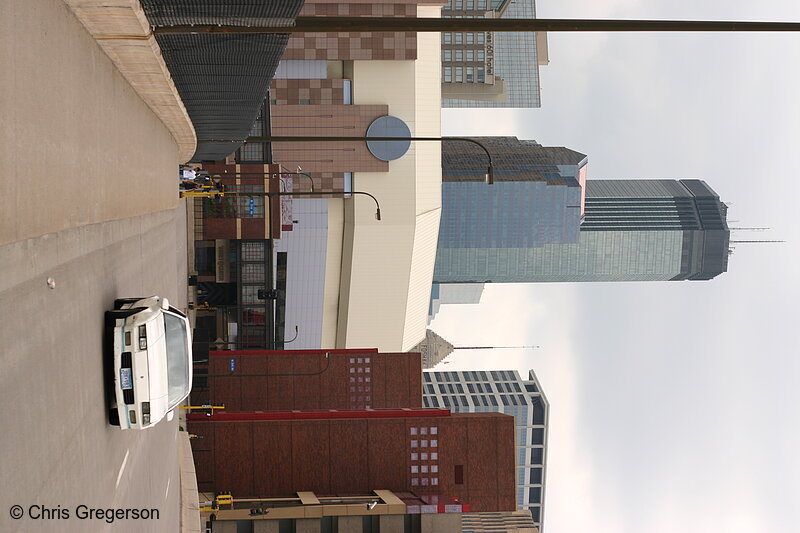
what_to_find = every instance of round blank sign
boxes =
[366,115,412,161]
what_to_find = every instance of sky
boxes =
[433,1,800,532]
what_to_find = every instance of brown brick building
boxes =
[200,349,423,411]
[189,409,516,512]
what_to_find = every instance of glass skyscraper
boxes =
[423,370,548,526]
[437,137,587,282]
[434,177,730,283]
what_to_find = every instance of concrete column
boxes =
[338,516,362,533]
[379,514,406,533]
[296,518,322,533]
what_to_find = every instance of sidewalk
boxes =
[179,431,202,533]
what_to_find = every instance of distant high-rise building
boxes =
[423,370,548,526]
[428,283,485,322]
[436,137,587,284]
[441,0,547,108]
[435,175,730,283]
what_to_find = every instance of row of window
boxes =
[443,49,486,63]
[444,0,488,10]
[442,32,485,45]
[426,381,527,396]
[424,371,520,381]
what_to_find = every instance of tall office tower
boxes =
[434,177,730,283]
[436,137,587,283]
[441,0,548,107]
[428,282,485,322]
[423,370,548,526]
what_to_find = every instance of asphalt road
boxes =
[0,205,189,533]
[1,1,192,530]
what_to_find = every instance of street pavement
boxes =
[0,1,193,531]
[0,205,189,533]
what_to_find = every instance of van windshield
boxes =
[163,313,191,407]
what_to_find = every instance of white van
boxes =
[105,297,192,430]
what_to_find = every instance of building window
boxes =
[410,427,418,435]
[477,68,485,83]
[466,0,474,9]
[529,467,542,484]
[455,67,463,83]
[443,33,452,44]
[444,67,452,83]
[454,465,464,484]
[466,33,474,44]
[530,447,544,465]
[444,0,452,8]
[477,33,485,44]
[478,0,486,8]
[528,487,541,504]
[454,0,463,9]
[531,428,544,445]
[443,50,452,62]
[466,50,474,62]
[455,49,463,62]
[455,33,463,44]
[477,50,485,61]
[430,427,438,435]
[466,67,474,82]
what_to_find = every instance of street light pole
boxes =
[200,136,496,184]
[224,190,382,220]
[207,170,316,192]
[153,18,800,35]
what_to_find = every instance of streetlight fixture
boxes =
[205,170,315,192]
[200,135,496,185]
[204,351,332,378]
[224,190,382,221]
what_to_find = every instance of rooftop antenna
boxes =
[729,240,786,244]
[452,345,541,350]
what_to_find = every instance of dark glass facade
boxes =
[437,137,587,282]
[434,178,730,283]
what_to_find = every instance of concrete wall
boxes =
[0,0,181,246]
[333,4,443,351]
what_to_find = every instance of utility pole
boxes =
[153,18,800,35]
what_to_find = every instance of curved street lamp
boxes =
[222,189,382,220]
[199,135,495,185]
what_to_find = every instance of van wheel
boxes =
[105,307,145,327]
[114,298,145,310]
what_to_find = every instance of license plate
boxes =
[120,368,133,390]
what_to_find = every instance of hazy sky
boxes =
[433,1,800,532]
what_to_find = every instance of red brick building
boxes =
[189,409,516,512]
[200,349,422,411]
